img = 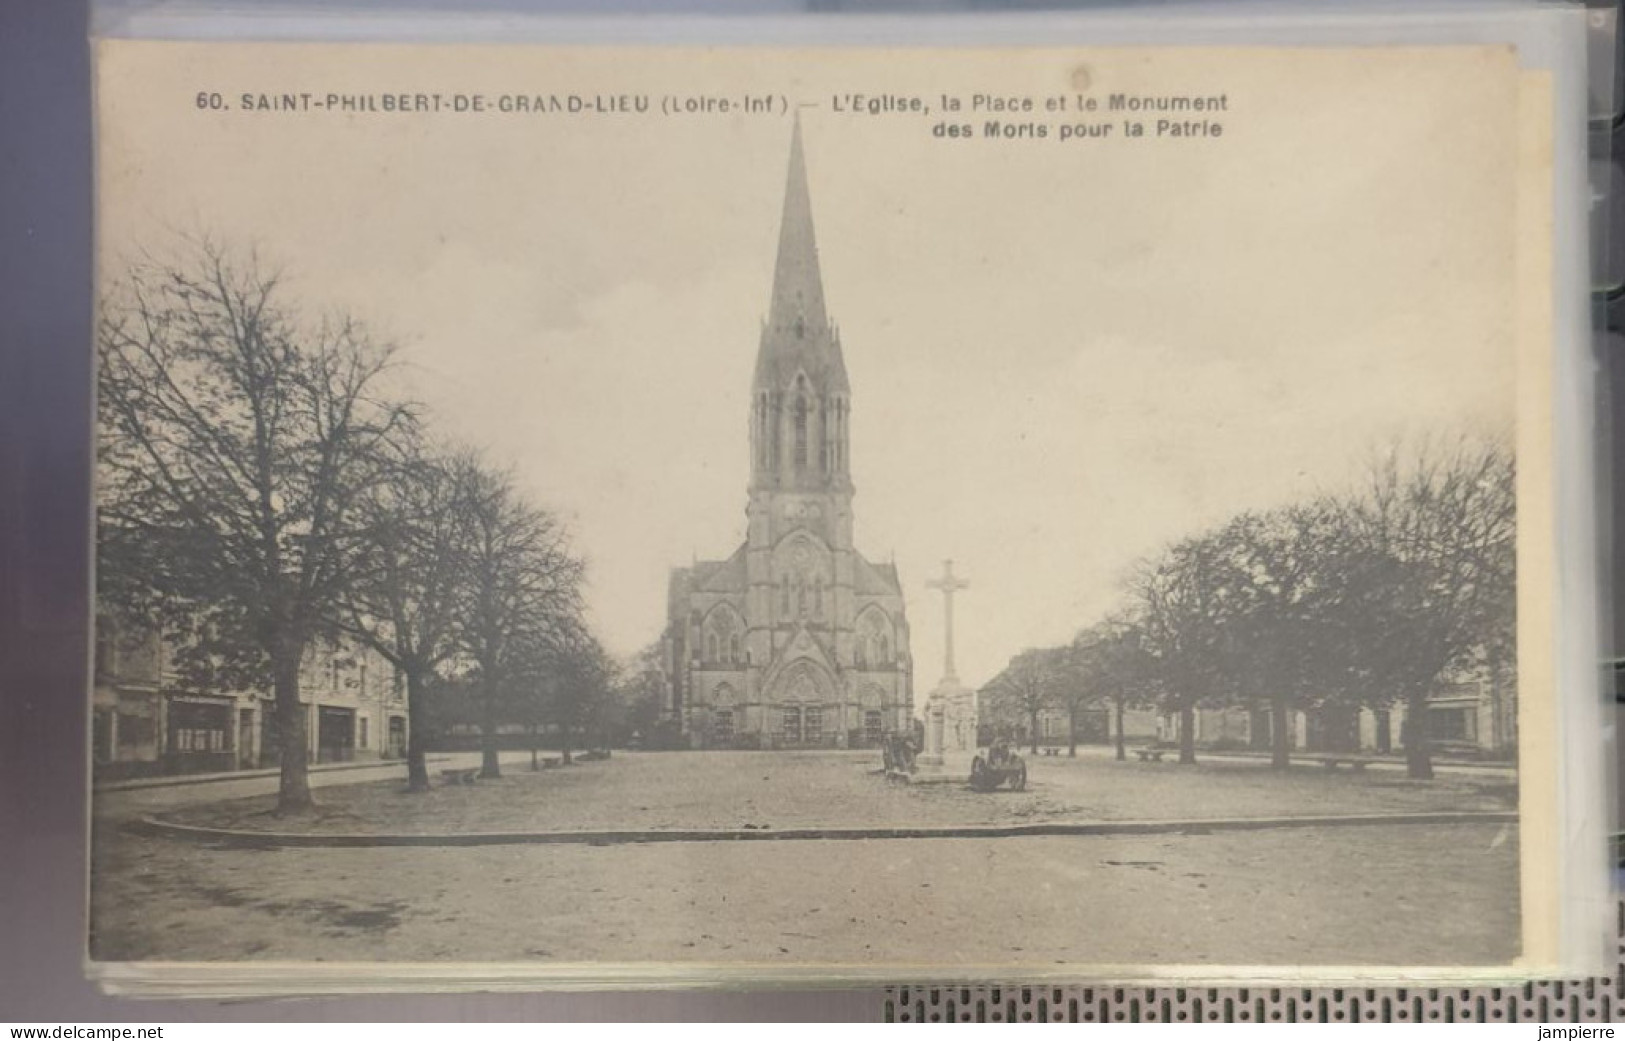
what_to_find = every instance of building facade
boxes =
[92,614,409,780]
[995,675,1514,759]
[662,121,913,750]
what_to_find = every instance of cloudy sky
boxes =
[97,42,1520,693]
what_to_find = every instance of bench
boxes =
[1042,747,1061,757]
[440,767,479,785]
[1133,746,1167,762]
[1302,754,1372,771]
[540,756,562,769]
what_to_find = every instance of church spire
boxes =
[768,112,828,338]
[753,114,848,396]
[750,115,852,495]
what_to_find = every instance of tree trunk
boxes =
[1404,688,1434,780]
[1028,708,1040,755]
[404,666,431,793]
[1114,696,1126,761]
[561,722,573,765]
[479,672,501,779]
[271,648,314,814]
[1178,703,1196,765]
[1067,704,1078,757]
[1270,694,1291,770]
[530,722,539,771]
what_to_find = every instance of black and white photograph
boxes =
[87,40,1554,983]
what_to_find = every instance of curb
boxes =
[133,810,1518,849]
[95,756,457,793]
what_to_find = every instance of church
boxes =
[660,120,914,750]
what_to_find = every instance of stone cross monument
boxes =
[926,559,969,683]
[920,559,977,764]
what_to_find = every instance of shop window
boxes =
[174,728,225,753]
[1428,707,1474,743]
[118,713,155,747]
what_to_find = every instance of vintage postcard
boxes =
[89,38,1561,987]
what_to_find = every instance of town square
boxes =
[92,748,1518,966]
[89,45,1528,977]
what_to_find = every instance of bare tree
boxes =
[507,623,567,771]
[1052,638,1104,757]
[1069,615,1159,761]
[455,466,585,779]
[1326,434,1515,780]
[1203,506,1343,769]
[97,240,414,812]
[616,641,671,748]
[983,648,1059,754]
[332,442,477,792]
[1129,535,1237,765]
[553,629,615,762]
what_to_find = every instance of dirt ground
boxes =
[89,749,1522,969]
[89,819,1520,967]
[155,748,1516,835]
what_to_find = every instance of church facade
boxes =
[661,122,913,750]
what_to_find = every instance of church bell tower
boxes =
[663,114,912,749]
[747,115,853,553]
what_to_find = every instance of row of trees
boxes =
[96,241,612,812]
[982,436,1515,780]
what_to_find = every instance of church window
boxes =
[856,609,893,671]
[780,575,790,615]
[706,634,719,663]
[804,706,823,744]
[813,576,823,617]
[769,395,781,469]
[755,395,768,468]
[796,577,807,617]
[838,402,851,470]
[821,402,831,472]
[854,639,867,669]
[729,633,741,663]
[793,398,808,467]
